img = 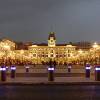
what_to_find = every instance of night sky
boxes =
[0,0,100,43]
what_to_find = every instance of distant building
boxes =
[73,41,91,50]
[0,32,95,64]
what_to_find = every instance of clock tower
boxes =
[48,32,56,47]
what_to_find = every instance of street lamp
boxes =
[92,42,99,49]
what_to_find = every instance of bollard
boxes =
[0,66,6,81]
[85,64,91,78]
[11,65,16,78]
[48,67,54,81]
[68,66,71,73]
[95,65,100,81]
[25,66,30,72]
[6,66,9,71]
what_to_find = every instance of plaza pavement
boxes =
[0,76,99,85]
[7,65,95,74]
[0,72,99,85]
[0,65,99,85]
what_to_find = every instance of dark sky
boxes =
[0,0,100,43]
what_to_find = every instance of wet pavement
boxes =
[0,85,100,100]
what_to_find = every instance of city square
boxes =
[1,0,100,99]
[0,32,100,83]
[0,32,100,65]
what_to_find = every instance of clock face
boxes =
[51,42,54,45]
[51,39,53,42]
[50,39,55,44]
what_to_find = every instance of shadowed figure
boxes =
[48,59,53,68]
[53,60,57,68]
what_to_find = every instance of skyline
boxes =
[0,0,100,43]
[0,33,96,45]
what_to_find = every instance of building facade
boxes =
[0,32,98,65]
[28,32,76,64]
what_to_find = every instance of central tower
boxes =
[48,32,56,47]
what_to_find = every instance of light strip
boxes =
[11,67,16,70]
[86,67,91,69]
[0,68,6,71]
[48,68,54,71]
[95,68,100,70]
[26,66,30,68]
[68,66,71,68]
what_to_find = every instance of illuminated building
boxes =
[0,32,99,65]
[28,32,76,64]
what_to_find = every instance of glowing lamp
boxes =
[48,68,54,71]
[0,67,6,71]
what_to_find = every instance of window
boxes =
[33,54,36,57]
[50,54,53,57]
[68,54,70,57]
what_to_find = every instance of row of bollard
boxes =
[0,65,30,81]
[1,64,100,82]
[0,65,69,82]
[85,64,100,81]
[48,64,100,82]
[47,65,71,81]
[0,65,16,81]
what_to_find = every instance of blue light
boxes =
[95,68,100,71]
[86,67,91,69]
[25,66,30,68]
[68,66,71,68]
[6,66,8,69]
[0,67,6,71]
[48,68,54,71]
[11,67,16,70]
